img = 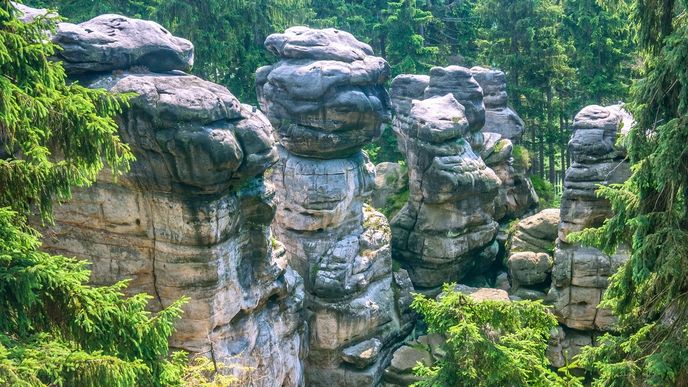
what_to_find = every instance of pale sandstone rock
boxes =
[260,27,413,386]
[471,66,525,141]
[372,161,408,209]
[54,15,194,74]
[38,11,304,385]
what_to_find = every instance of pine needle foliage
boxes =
[0,0,134,221]
[0,2,190,385]
[410,284,578,387]
[569,0,688,385]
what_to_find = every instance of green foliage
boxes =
[0,208,188,386]
[568,1,688,385]
[382,0,438,76]
[364,125,403,165]
[0,1,133,221]
[531,175,560,209]
[410,284,576,386]
[512,144,531,171]
[382,188,408,219]
[0,2,189,385]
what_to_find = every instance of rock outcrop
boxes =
[470,66,525,141]
[389,66,538,292]
[257,27,412,386]
[547,105,632,331]
[389,87,501,292]
[39,12,304,385]
[481,132,538,220]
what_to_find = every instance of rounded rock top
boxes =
[265,26,375,62]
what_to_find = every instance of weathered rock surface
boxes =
[390,79,501,291]
[372,162,408,209]
[38,10,303,385]
[547,327,595,369]
[256,26,391,159]
[510,209,560,254]
[481,132,538,220]
[508,252,552,288]
[471,67,525,141]
[54,15,194,74]
[259,27,412,386]
[548,105,632,331]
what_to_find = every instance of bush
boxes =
[512,145,531,172]
[410,284,577,386]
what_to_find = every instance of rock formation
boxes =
[470,66,525,141]
[372,162,408,210]
[389,66,538,292]
[547,105,632,331]
[390,86,501,291]
[506,209,559,299]
[39,12,304,385]
[481,132,538,221]
[256,27,413,386]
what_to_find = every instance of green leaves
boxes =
[410,284,576,387]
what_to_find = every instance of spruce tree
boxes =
[572,0,688,385]
[0,2,187,385]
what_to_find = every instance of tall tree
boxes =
[0,2,187,384]
[573,0,688,385]
[477,0,573,182]
[381,0,438,75]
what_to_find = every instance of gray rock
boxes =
[11,2,53,22]
[341,338,383,368]
[263,28,411,386]
[510,209,560,254]
[471,66,525,141]
[452,284,511,303]
[390,91,501,290]
[41,72,303,386]
[482,132,538,219]
[54,14,194,74]
[508,251,552,287]
[549,104,632,332]
[257,27,391,158]
[383,345,432,385]
[547,327,594,368]
[424,66,485,133]
[87,72,276,195]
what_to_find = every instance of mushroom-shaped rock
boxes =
[54,15,194,74]
[256,27,391,158]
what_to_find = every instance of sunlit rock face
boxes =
[389,66,537,293]
[481,132,538,221]
[389,82,501,292]
[257,27,413,386]
[470,66,525,141]
[547,104,632,331]
[37,11,305,386]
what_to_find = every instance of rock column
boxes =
[548,105,632,331]
[39,13,304,386]
[256,27,413,386]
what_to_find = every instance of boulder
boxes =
[508,252,552,287]
[510,209,560,254]
[54,15,194,74]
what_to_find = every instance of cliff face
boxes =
[256,27,414,386]
[39,12,305,385]
[389,67,537,292]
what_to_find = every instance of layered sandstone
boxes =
[257,27,413,386]
[470,66,525,141]
[40,12,304,385]
[547,105,632,331]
